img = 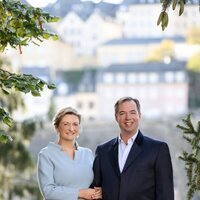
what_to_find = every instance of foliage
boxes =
[0,67,41,199]
[187,53,200,73]
[145,39,174,62]
[0,0,59,143]
[157,0,199,30]
[47,98,56,121]
[187,28,200,44]
[0,68,56,96]
[0,57,56,142]
[0,0,59,53]
[177,114,200,200]
[187,53,200,109]
[0,118,42,199]
[187,70,200,109]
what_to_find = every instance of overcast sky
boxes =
[27,0,123,7]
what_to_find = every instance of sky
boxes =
[27,0,123,7]
[26,0,57,7]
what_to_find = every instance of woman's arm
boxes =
[37,152,79,199]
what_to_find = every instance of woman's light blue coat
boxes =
[37,142,94,200]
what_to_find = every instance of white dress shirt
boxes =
[118,131,138,172]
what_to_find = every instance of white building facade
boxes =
[96,61,188,120]
[116,4,200,38]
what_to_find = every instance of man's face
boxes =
[115,100,141,136]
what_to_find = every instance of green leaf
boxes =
[31,91,41,96]
[0,132,13,143]
[47,83,56,89]
[52,35,58,41]
[19,38,29,45]
[0,0,59,51]
[3,116,13,127]
[47,16,60,23]
[43,33,50,39]
[1,88,10,95]
[27,84,36,90]
[0,134,9,143]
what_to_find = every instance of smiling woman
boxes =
[37,107,102,200]
[26,0,57,7]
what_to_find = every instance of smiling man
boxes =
[93,96,174,200]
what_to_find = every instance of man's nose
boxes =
[125,113,131,119]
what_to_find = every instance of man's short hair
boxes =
[114,96,141,115]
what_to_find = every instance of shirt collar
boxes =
[118,130,139,145]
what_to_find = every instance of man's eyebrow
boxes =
[119,109,136,111]
[130,110,136,112]
[119,110,125,113]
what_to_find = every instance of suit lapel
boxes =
[108,138,121,178]
[122,131,143,173]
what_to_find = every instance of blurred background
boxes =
[0,0,200,199]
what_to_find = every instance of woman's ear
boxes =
[115,114,118,122]
[55,127,59,134]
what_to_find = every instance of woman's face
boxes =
[57,114,80,142]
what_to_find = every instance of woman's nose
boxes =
[68,124,74,131]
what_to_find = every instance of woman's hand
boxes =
[78,188,96,200]
[92,187,102,199]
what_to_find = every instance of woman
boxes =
[37,107,102,200]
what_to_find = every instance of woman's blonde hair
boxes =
[53,107,81,129]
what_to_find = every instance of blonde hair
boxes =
[53,107,81,129]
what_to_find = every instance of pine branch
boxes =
[182,114,196,133]
[177,114,200,199]
[197,121,200,133]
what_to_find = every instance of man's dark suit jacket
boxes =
[93,131,174,200]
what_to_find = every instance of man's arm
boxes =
[155,143,174,200]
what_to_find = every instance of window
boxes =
[138,73,147,83]
[175,71,185,82]
[165,72,174,83]
[103,73,114,83]
[128,73,137,83]
[89,101,94,109]
[116,73,126,83]
[149,73,159,83]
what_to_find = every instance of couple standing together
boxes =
[37,96,174,200]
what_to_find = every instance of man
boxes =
[93,96,174,200]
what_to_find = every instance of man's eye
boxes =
[130,112,136,115]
